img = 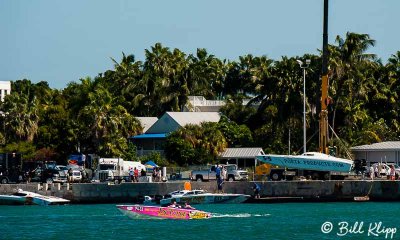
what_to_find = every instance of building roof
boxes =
[146,112,221,134]
[167,112,221,126]
[219,148,265,159]
[130,133,167,139]
[136,117,158,133]
[351,141,400,151]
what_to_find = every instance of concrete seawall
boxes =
[1,180,399,203]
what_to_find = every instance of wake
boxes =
[212,213,270,218]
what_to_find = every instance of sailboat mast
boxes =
[320,0,329,154]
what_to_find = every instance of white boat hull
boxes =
[0,195,30,205]
[257,152,353,172]
[160,193,250,206]
[0,189,70,206]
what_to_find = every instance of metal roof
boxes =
[167,112,221,126]
[136,117,158,133]
[130,133,167,139]
[351,141,400,151]
[145,112,221,134]
[219,148,265,159]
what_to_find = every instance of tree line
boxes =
[1,32,399,165]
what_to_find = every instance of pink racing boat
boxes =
[117,205,212,220]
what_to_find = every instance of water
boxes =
[1,202,399,240]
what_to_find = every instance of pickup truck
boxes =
[190,164,248,182]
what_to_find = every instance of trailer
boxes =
[94,158,146,182]
[0,153,24,184]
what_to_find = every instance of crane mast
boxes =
[320,0,329,154]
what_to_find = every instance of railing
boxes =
[136,150,165,157]
[188,96,259,108]
[189,96,225,107]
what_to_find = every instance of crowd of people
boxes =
[128,167,162,182]
[368,163,398,180]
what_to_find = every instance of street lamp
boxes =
[297,59,311,153]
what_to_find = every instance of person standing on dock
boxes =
[217,177,224,193]
[369,166,374,180]
[129,168,134,182]
[389,165,396,180]
[215,165,221,180]
[68,168,73,183]
[221,166,227,181]
[134,167,139,182]
[374,164,378,178]
[253,183,261,199]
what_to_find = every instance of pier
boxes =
[1,180,399,203]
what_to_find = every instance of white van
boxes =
[72,170,82,182]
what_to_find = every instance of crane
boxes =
[320,0,329,154]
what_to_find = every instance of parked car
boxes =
[190,164,248,182]
[72,170,82,182]
[392,164,400,173]
[30,167,67,184]
[56,165,68,175]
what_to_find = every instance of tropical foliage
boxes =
[1,32,399,164]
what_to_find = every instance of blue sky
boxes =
[1,0,399,89]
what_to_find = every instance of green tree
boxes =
[2,94,39,142]
[329,32,379,144]
[1,142,36,161]
[217,115,253,147]
[78,86,141,157]
[165,123,227,166]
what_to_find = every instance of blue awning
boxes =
[130,133,167,139]
[145,161,158,167]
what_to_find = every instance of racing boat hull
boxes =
[117,205,211,220]
[257,152,353,172]
[0,189,70,206]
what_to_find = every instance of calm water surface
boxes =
[1,202,399,240]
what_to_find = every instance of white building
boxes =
[130,112,221,156]
[0,81,11,101]
[351,141,400,166]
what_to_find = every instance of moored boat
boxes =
[117,205,211,220]
[160,189,251,206]
[0,189,70,206]
[257,152,353,173]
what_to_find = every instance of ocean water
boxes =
[1,202,399,240]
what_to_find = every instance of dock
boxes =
[0,180,399,203]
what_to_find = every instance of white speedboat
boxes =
[160,189,250,206]
[0,189,70,206]
[257,152,353,172]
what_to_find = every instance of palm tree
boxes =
[78,86,141,156]
[187,48,226,99]
[2,94,39,142]
[328,32,378,142]
[109,52,143,111]
[138,43,174,116]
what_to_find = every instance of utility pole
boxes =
[297,59,311,153]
